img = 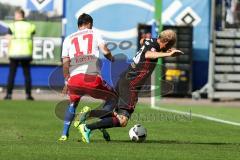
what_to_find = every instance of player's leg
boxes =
[78,113,120,143]
[75,75,118,122]
[79,77,138,143]
[59,98,80,141]
[85,108,130,129]
[75,97,117,128]
[5,59,18,99]
[79,109,130,143]
[21,59,33,100]
[82,74,132,129]
[59,76,82,141]
[75,75,118,143]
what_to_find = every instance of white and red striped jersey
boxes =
[62,28,105,77]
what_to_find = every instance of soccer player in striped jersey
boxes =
[59,13,117,141]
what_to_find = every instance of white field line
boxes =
[151,106,240,127]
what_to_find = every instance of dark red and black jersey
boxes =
[116,38,161,114]
[126,38,160,85]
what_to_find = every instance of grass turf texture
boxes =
[0,100,240,160]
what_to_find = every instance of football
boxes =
[129,124,147,142]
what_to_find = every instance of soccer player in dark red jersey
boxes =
[77,29,184,143]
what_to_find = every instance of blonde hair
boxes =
[159,29,176,47]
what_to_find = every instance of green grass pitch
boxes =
[0,100,240,160]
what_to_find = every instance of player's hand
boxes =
[62,84,68,95]
[167,49,184,57]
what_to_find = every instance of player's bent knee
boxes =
[121,120,128,127]
[117,115,129,127]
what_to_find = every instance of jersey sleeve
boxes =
[94,30,105,46]
[149,39,160,52]
[61,37,70,58]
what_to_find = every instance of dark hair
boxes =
[15,8,25,18]
[77,13,93,27]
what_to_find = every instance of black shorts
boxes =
[115,69,140,118]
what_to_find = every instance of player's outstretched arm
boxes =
[62,57,70,79]
[62,57,70,94]
[145,48,184,59]
[99,43,114,62]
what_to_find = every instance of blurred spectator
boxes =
[4,8,36,100]
[226,0,240,27]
